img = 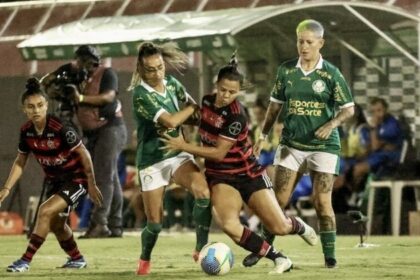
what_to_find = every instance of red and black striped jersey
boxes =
[18,115,86,184]
[199,94,264,178]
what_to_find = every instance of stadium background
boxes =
[0,0,419,221]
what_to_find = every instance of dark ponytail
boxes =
[21,77,47,104]
[217,51,243,84]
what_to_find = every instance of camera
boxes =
[52,69,87,102]
[49,69,87,114]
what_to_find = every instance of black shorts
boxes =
[206,172,272,203]
[45,179,87,209]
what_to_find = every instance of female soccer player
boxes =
[162,54,317,274]
[244,19,355,268]
[130,42,212,275]
[0,78,103,273]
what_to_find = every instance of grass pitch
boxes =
[0,232,419,280]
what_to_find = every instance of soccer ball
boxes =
[199,242,234,275]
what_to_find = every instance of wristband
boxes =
[259,134,268,141]
[79,95,84,103]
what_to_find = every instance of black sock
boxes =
[59,235,82,260]
[261,225,276,244]
[266,247,287,261]
[22,233,45,262]
[238,227,284,261]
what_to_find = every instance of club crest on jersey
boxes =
[166,85,175,92]
[228,122,242,136]
[65,131,77,144]
[143,175,153,185]
[47,139,56,149]
[312,79,326,93]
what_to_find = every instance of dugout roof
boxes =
[17,1,420,67]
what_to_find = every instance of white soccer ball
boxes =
[198,242,234,275]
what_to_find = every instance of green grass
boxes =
[0,232,420,279]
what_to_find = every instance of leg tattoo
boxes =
[319,215,336,231]
[316,173,334,193]
[274,166,294,194]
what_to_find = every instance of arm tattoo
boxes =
[319,215,336,231]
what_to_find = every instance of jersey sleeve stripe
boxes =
[69,141,82,151]
[270,96,284,104]
[185,92,196,104]
[339,102,355,109]
[219,134,237,142]
[18,149,28,154]
[153,108,167,123]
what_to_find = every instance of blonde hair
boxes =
[296,19,324,38]
[128,41,189,90]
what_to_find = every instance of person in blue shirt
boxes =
[352,97,402,185]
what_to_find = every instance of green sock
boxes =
[193,198,212,251]
[140,223,162,260]
[320,231,336,259]
[261,225,276,244]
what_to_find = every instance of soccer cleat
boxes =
[242,253,262,267]
[6,259,30,272]
[61,257,87,269]
[296,217,318,246]
[325,257,338,268]
[192,250,199,263]
[136,259,151,275]
[269,256,293,274]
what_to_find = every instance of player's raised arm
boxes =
[158,103,200,129]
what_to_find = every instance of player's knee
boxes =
[313,199,333,215]
[191,183,210,199]
[220,219,240,237]
[38,205,55,222]
[313,198,323,212]
[50,222,66,235]
[146,214,161,224]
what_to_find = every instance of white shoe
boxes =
[269,257,293,274]
[296,217,318,246]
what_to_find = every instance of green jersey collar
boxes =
[140,79,168,95]
[296,55,324,76]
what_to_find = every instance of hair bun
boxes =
[229,50,238,68]
[25,77,41,93]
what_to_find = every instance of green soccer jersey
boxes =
[132,75,190,169]
[271,57,354,155]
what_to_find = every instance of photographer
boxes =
[41,60,86,127]
[42,45,127,238]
